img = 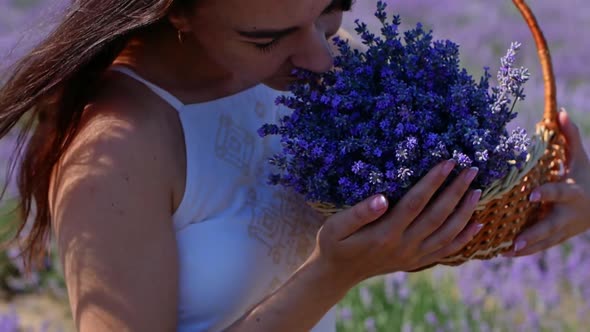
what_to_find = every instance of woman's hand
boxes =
[504,109,590,257]
[309,159,484,285]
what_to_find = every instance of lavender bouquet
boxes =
[259,1,532,212]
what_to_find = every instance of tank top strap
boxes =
[110,65,185,112]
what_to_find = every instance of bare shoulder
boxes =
[49,74,181,331]
[50,70,185,219]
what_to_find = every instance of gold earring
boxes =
[177,30,184,44]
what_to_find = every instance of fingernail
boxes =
[464,167,479,184]
[370,195,388,212]
[514,239,527,252]
[529,191,541,202]
[470,189,482,205]
[442,159,456,176]
[475,223,484,234]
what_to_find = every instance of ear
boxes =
[167,7,193,33]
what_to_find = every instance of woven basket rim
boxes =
[512,0,559,133]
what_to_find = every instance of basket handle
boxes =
[512,0,559,132]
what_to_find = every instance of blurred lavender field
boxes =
[343,0,590,151]
[0,0,588,331]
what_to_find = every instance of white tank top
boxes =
[110,66,336,332]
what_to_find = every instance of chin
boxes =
[264,82,290,91]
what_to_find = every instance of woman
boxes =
[0,0,588,331]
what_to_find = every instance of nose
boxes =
[290,25,334,74]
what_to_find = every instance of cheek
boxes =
[228,51,288,77]
[194,33,288,79]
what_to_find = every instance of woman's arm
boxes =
[224,251,353,332]
[49,101,179,332]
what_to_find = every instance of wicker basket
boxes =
[308,0,568,267]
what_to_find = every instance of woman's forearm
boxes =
[224,254,355,332]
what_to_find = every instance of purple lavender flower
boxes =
[338,306,353,322]
[259,1,531,208]
[425,311,438,325]
[0,308,19,332]
[401,322,413,332]
[359,286,373,309]
[364,317,377,332]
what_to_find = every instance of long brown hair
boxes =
[0,0,186,269]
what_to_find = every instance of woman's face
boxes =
[180,0,352,90]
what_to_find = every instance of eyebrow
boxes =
[236,0,347,39]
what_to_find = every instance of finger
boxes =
[505,209,568,254]
[417,189,483,253]
[327,194,389,240]
[390,159,457,229]
[559,109,585,165]
[529,180,584,203]
[505,231,569,257]
[405,167,479,239]
[415,222,483,267]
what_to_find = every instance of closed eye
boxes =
[253,39,281,53]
